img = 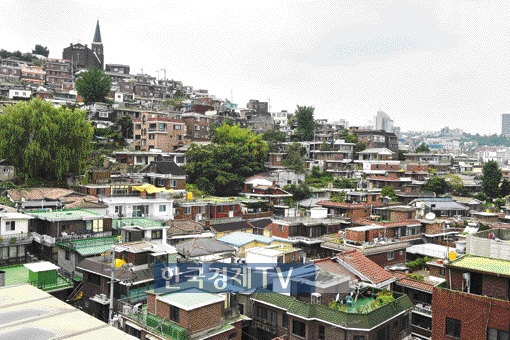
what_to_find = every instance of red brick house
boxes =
[133,115,189,152]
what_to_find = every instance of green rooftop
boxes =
[0,263,73,292]
[56,236,119,256]
[449,255,510,277]
[252,289,413,330]
[112,217,165,229]
[27,209,103,221]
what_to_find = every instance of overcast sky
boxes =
[1,1,509,135]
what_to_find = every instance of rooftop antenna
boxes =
[156,68,160,81]
[230,88,233,102]
[140,67,143,75]
[160,68,167,80]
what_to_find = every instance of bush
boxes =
[407,256,433,271]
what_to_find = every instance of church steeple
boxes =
[93,20,102,43]
[91,20,104,70]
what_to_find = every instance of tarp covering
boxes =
[132,183,173,194]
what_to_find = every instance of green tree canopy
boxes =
[294,105,315,141]
[283,182,312,202]
[501,178,510,197]
[262,128,286,152]
[282,142,306,174]
[32,44,49,57]
[0,98,93,182]
[482,160,502,198]
[380,186,397,201]
[115,115,134,139]
[184,123,268,196]
[76,68,111,105]
[423,175,450,195]
[415,143,430,153]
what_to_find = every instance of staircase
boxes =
[67,281,83,302]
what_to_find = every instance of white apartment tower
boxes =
[374,110,395,132]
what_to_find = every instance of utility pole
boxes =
[230,88,233,102]
[161,68,167,81]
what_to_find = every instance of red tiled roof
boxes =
[8,187,73,201]
[336,249,394,284]
[394,272,435,293]
[317,201,384,208]
[313,258,355,278]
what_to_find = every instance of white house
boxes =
[0,212,34,237]
[8,89,31,99]
[100,196,174,221]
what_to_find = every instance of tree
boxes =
[184,123,268,196]
[482,160,502,198]
[283,182,312,201]
[380,186,397,201]
[294,105,315,141]
[0,98,93,182]
[319,140,332,151]
[423,176,450,195]
[32,44,49,57]
[75,68,111,105]
[115,115,133,139]
[415,143,430,153]
[262,128,286,152]
[501,178,510,197]
[283,142,306,174]
[444,174,464,193]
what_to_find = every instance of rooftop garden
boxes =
[328,289,396,313]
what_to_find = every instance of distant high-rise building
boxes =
[246,99,269,115]
[374,110,395,133]
[502,114,510,135]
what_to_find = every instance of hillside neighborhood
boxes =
[2,21,510,340]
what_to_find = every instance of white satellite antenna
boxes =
[425,212,436,220]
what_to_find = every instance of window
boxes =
[282,313,288,327]
[387,251,394,260]
[401,315,409,330]
[135,124,141,130]
[86,220,92,231]
[199,206,206,214]
[151,230,162,239]
[255,306,276,325]
[353,336,365,340]
[92,220,103,232]
[114,206,123,214]
[170,180,177,187]
[292,319,306,337]
[488,328,510,340]
[99,112,108,118]
[278,225,283,232]
[238,303,244,315]
[157,178,165,186]
[170,305,179,322]
[318,325,325,340]
[185,207,192,215]
[194,125,200,131]
[159,205,166,212]
[446,318,461,338]
[88,272,101,285]
[65,249,70,261]
[5,221,15,231]
[440,267,446,276]
[149,134,155,140]
[173,125,181,130]
[149,123,157,130]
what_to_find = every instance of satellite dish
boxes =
[425,212,436,220]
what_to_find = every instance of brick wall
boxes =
[367,248,406,268]
[346,229,365,243]
[269,223,289,238]
[147,294,156,314]
[432,287,510,340]
[423,222,444,235]
[390,210,416,221]
[180,301,223,333]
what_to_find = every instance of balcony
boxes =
[0,232,33,246]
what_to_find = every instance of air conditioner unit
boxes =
[122,305,132,315]
[99,293,108,302]
[195,213,203,221]
[311,292,322,305]
[46,208,52,213]
[462,273,471,293]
